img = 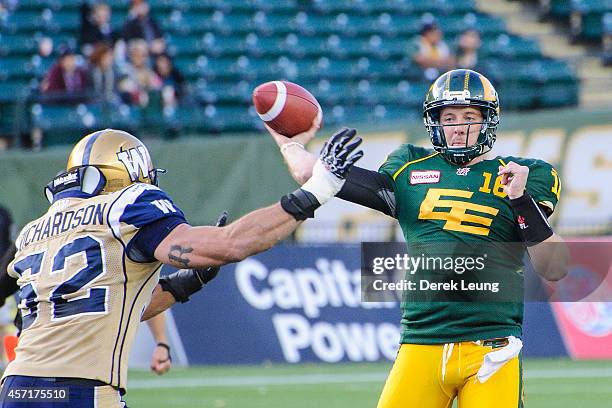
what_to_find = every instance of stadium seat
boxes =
[0,10,48,33]
[482,34,542,60]
[47,10,81,32]
[571,0,612,40]
[538,0,574,18]
[0,57,35,80]
[192,79,253,104]
[0,34,38,56]
[372,13,422,36]
[31,104,100,146]
[0,81,33,102]
[0,0,584,140]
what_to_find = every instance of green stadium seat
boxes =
[250,0,298,13]
[0,81,33,102]
[46,0,83,11]
[538,0,574,18]
[47,10,80,32]
[395,81,429,107]
[350,57,401,80]
[388,0,436,15]
[571,0,611,40]
[30,104,99,146]
[436,0,476,14]
[0,34,38,56]
[311,0,370,14]
[372,13,422,36]
[282,35,328,57]
[173,104,256,133]
[494,81,539,110]
[0,57,35,80]
[539,82,579,107]
[438,13,506,36]
[0,10,48,33]
[327,14,379,36]
[13,0,48,11]
[325,35,369,57]
[365,35,408,58]
[482,34,542,60]
[31,56,56,79]
[174,56,236,80]
[245,34,286,57]
[192,79,252,104]
[168,33,251,58]
[105,104,142,130]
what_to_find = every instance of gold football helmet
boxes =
[66,129,163,194]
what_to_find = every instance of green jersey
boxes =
[378,144,560,344]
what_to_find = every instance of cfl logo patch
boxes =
[117,146,151,182]
[517,215,528,230]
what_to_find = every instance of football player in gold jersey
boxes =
[0,128,363,407]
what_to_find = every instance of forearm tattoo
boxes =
[168,245,193,268]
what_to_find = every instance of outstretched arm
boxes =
[154,130,363,270]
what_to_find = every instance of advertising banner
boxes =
[170,244,401,365]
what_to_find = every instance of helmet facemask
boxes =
[424,105,498,166]
[423,69,500,166]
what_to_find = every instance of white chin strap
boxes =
[81,166,104,194]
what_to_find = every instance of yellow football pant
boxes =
[377,342,523,408]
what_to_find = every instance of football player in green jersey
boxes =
[267,69,568,408]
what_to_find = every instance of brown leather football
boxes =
[253,81,322,137]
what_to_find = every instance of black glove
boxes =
[318,128,364,179]
[281,128,364,220]
[159,211,229,303]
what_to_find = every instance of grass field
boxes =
[124,358,612,407]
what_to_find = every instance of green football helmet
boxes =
[423,69,500,166]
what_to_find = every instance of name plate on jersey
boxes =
[410,170,440,185]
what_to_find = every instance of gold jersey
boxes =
[3,183,185,390]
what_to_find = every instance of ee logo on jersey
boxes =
[418,188,500,236]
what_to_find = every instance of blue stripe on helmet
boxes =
[82,130,104,165]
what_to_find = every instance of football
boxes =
[252,80,322,137]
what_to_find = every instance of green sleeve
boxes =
[378,145,409,180]
[525,160,561,215]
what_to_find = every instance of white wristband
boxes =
[300,160,345,205]
[280,142,305,155]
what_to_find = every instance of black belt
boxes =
[36,377,109,387]
[482,337,510,349]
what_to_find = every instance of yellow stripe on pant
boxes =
[377,341,523,408]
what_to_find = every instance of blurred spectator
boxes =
[80,2,117,56]
[456,29,482,70]
[410,23,456,80]
[0,0,17,13]
[41,47,90,103]
[154,53,185,110]
[122,0,165,55]
[37,36,54,58]
[119,39,162,107]
[88,43,120,103]
[603,13,612,66]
